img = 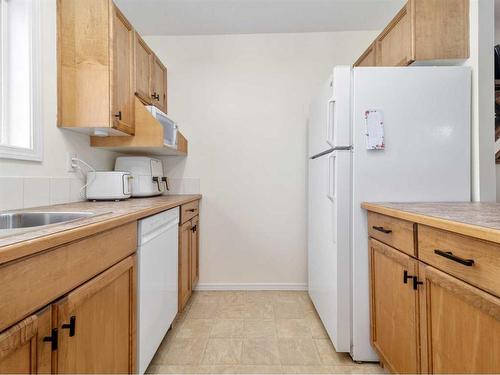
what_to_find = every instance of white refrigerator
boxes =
[307,66,471,362]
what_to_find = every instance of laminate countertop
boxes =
[0,194,201,265]
[362,202,500,244]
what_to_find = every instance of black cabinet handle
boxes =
[192,224,197,232]
[434,250,475,267]
[114,111,122,121]
[403,270,414,284]
[43,328,58,351]
[188,208,197,212]
[62,316,76,337]
[413,277,423,290]
[372,226,392,234]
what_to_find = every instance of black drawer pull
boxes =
[434,250,475,267]
[403,270,414,284]
[62,316,76,337]
[413,277,423,290]
[372,226,392,234]
[43,328,58,351]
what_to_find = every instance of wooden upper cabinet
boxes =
[54,256,136,374]
[58,0,169,137]
[369,239,420,373]
[412,0,469,61]
[419,264,500,374]
[151,56,168,114]
[134,32,153,105]
[111,4,135,135]
[376,4,412,66]
[354,43,377,67]
[354,0,469,67]
[0,307,52,374]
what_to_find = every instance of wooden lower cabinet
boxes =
[53,255,136,374]
[369,232,500,374]
[369,239,420,373]
[190,216,200,288]
[0,307,52,374]
[178,207,201,313]
[419,264,500,374]
[179,220,192,311]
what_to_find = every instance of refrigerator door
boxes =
[309,76,334,158]
[308,149,352,352]
[350,67,471,361]
[331,66,352,148]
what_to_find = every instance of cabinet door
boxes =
[134,32,152,105]
[376,4,413,66]
[179,221,192,312]
[190,216,199,289]
[54,256,136,374]
[419,263,500,374]
[355,43,377,67]
[369,239,420,373]
[0,307,52,374]
[111,4,135,135]
[151,56,168,114]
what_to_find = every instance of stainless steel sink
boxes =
[0,212,96,230]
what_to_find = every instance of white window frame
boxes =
[0,0,43,161]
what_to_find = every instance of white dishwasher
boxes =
[137,207,179,374]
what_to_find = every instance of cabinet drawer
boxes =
[418,225,500,297]
[368,212,415,256]
[0,222,137,332]
[181,200,199,224]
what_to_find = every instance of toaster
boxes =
[114,157,168,197]
[86,171,132,201]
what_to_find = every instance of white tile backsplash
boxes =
[69,178,86,203]
[0,176,201,211]
[49,178,71,205]
[23,178,50,209]
[0,178,24,211]
[0,177,86,211]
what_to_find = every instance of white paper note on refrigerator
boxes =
[364,110,385,150]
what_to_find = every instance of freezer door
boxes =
[331,66,352,147]
[350,66,471,362]
[308,150,351,353]
[309,77,334,157]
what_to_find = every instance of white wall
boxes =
[0,0,117,180]
[146,31,378,288]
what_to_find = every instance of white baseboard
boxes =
[194,283,308,291]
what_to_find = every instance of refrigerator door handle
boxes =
[327,97,335,147]
[327,153,335,202]
[310,146,351,160]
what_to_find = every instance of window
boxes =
[0,0,42,161]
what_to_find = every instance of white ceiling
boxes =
[115,0,406,36]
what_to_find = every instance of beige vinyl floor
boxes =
[146,291,384,374]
